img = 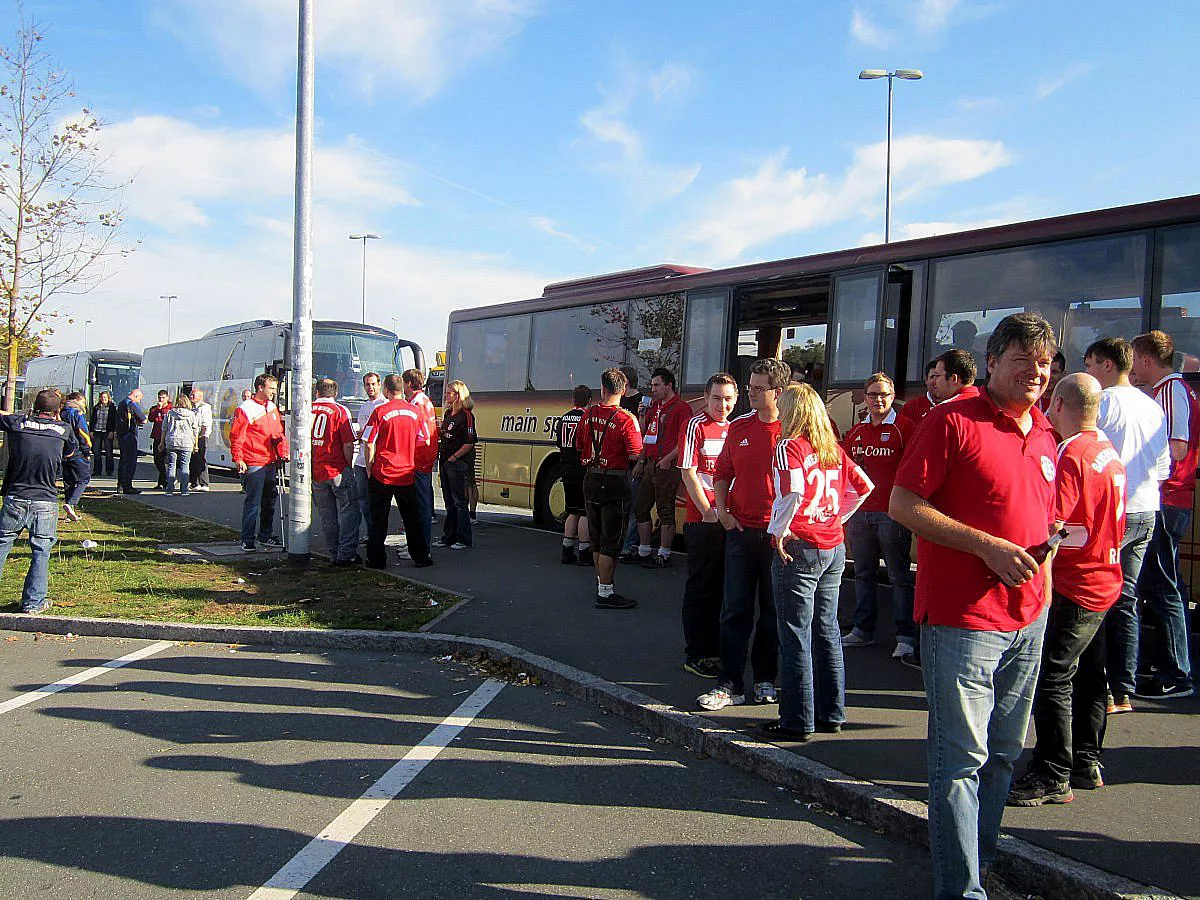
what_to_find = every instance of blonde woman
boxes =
[759,383,873,742]
[439,380,477,549]
[161,392,199,496]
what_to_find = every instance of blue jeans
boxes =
[846,511,916,640]
[772,540,846,732]
[1137,505,1193,686]
[63,457,92,506]
[1104,509,1155,697]
[0,496,58,609]
[164,449,192,494]
[312,469,360,562]
[241,464,280,547]
[414,469,434,550]
[922,610,1048,900]
[440,459,472,547]
[718,527,778,694]
[117,432,139,488]
[353,465,372,539]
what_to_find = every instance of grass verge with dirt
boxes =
[0,492,456,630]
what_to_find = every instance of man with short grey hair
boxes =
[189,388,213,492]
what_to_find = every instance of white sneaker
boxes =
[449,542,470,550]
[753,681,778,704]
[893,638,916,659]
[841,628,875,648]
[697,686,745,711]
[63,504,80,522]
[193,485,210,492]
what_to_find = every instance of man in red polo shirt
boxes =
[576,367,643,609]
[677,372,738,678]
[1129,329,1197,699]
[897,360,939,425]
[928,348,981,407]
[364,374,432,570]
[1008,373,1126,807]
[841,372,917,660]
[891,313,1058,900]
[698,357,790,711]
[310,378,359,566]
[630,367,691,568]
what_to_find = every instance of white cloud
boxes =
[680,135,1012,263]
[1034,62,1094,102]
[851,0,969,46]
[156,0,538,102]
[914,0,962,32]
[851,8,894,48]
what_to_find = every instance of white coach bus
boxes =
[22,350,142,410]
[138,319,424,469]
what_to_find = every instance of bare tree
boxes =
[0,15,129,409]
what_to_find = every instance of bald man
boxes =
[1008,373,1127,807]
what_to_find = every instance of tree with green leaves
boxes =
[0,15,130,409]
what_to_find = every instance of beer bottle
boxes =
[1027,527,1070,565]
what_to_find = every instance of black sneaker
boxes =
[1006,771,1073,807]
[241,542,256,552]
[333,557,361,568]
[576,547,593,567]
[899,651,922,671]
[618,550,643,565]
[642,554,671,569]
[262,536,285,549]
[595,593,637,609]
[1133,679,1194,700]
[683,657,722,679]
[561,545,577,565]
[756,720,811,742]
[122,487,142,495]
[815,721,843,734]
[1070,762,1104,790]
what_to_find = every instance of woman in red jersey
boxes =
[759,383,874,742]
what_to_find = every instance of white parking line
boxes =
[0,639,175,716]
[249,678,506,900]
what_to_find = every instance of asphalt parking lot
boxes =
[1,631,934,899]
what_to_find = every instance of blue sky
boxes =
[7,0,1198,363]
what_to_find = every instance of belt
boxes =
[587,467,628,475]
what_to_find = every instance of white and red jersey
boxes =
[842,410,914,513]
[677,411,730,523]
[1053,430,1126,612]
[407,389,440,474]
[1152,373,1200,509]
[365,398,430,486]
[769,436,874,549]
[310,398,355,482]
[713,413,782,529]
[230,397,290,467]
[642,394,691,461]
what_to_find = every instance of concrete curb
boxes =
[0,613,1175,900]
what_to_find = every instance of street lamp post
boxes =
[160,294,178,343]
[348,233,380,324]
[858,68,923,243]
[82,319,93,352]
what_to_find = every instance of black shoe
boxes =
[683,657,722,679]
[122,487,142,495]
[333,557,361,568]
[595,592,637,609]
[365,560,387,570]
[1133,679,1194,700]
[815,721,843,734]
[561,545,577,565]
[1007,771,1073,806]
[1070,761,1104,790]
[576,548,593,567]
[414,559,434,568]
[618,550,643,565]
[261,536,285,549]
[642,554,671,569]
[756,720,811,742]
[469,511,477,521]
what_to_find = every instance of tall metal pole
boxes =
[360,238,367,323]
[82,319,92,352]
[885,75,894,244]
[160,294,177,342]
[288,0,314,564]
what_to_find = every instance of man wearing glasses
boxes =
[841,373,917,664]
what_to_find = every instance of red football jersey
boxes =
[842,411,914,513]
[677,411,730,523]
[310,398,355,482]
[575,403,642,470]
[897,393,935,424]
[407,389,440,474]
[365,398,429,486]
[1053,430,1127,612]
[770,436,874,549]
[642,394,691,460]
[713,413,782,529]
[1153,373,1200,509]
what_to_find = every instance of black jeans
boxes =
[1030,593,1109,780]
[190,436,209,487]
[682,521,725,661]
[153,440,168,488]
[439,459,473,547]
[719,526,778,694]
[94,432,116,476]
[117,432,139,488]
[367,477,431,567]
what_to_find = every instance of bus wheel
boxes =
[533,461,568,530]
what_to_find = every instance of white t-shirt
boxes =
[194,401,213,439]
[1097,384,1170,514]
[353,395,388,468]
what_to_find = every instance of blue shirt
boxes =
[62,406,92,457]
[0,413,78,502]
[116,398,146,436]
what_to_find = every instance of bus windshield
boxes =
[314,329,398,402]
[96,363,140,401]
